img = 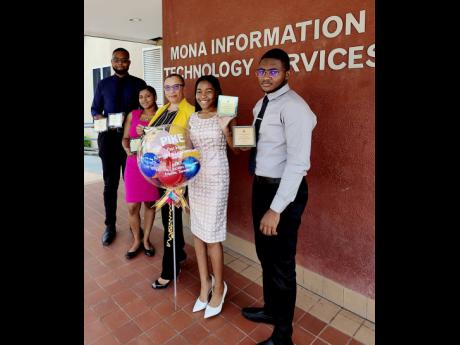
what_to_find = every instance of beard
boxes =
[113,66,128,76]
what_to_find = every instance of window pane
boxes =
[102,66,111,79]
[92,68,101,95]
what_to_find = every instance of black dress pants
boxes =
[252,177,308,343]
[159,189,187,280]
[98,130,126,227]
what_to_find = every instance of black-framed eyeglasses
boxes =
[112,58,130,63]
[255,68,282,78]
[164,84,184,92]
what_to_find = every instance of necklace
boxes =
[140,111,155,121]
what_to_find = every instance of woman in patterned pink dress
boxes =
[188,75,239,318]
[122,86,160,259]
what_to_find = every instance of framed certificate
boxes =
[108,112,124,128]
[217,95,238,117]
[232,126,256,147]
[130,138,141,153]
[94,118,108,132]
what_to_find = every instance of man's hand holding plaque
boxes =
[232,126,256,148]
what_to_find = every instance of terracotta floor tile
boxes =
[165,310,194,333]
[298,312,328,335]
[220,300,242,322]
[171,288,196,309]
[230,291,257,309]
[145,320,178,345]
[84,181,375,345]
[112,288,140,306]
[84,320,110,344]
[292,325,316,344]
[147,293,174,311]
[318,326,352,345]
[120,272,149,287]
[153,300,178,318]
[293,307,306,324]
[243,282,263,300]
[131,279,155,297]
[85,278,101,295]
[94,271,120,288]
[231,312,259,335]
[92,298,120,318]
[122,297,151,319]
[199,335,226,345]
[103,279,130,295]
[105,257,128,270]
[349,339,364,345]
[199,314,227,332]
[248,324,273,343]
[227,271,252,290]
[85,306,99,325]
[100,309,131,332]
[85,288,110,307]
[238,337,256,345]
[133,309,162,332]
[111,320,143,344]
[164,334,190,345]
[180,322,210,345]
[91,333,120,345]
[215,323,246,345]
[126,334,155,345]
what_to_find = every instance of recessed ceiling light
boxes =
[129,18,142,22]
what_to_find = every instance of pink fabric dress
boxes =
[124,109,160,203]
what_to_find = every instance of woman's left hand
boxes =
[218,116,234,133]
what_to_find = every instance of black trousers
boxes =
[252,177,308,343]
[159,189,187,280]
[98,130,126,227]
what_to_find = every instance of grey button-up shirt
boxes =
[252,83,317,213]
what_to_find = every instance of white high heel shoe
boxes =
[192,274,215,312]
[204,281,227,319]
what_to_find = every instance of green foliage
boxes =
[84,136,92,148]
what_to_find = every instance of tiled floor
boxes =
[84,175,375,345]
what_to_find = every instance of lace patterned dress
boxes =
[188,112,229,243]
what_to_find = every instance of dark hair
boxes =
[112,47,130,58]
[194,75,222,111]
[139,85,158,110]
[164,73,185,85]
[260,48,290,71]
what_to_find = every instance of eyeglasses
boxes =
[164,84,184,92]
[112,58,130,63]
[255,68,282,78]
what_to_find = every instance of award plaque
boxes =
[108,112,124,128]
[217,95,238,117]
[94,118,108,132]
[232,126,256,147]
[130,138,141,153]
[143,126,155,135]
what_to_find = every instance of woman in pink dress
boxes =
[122,86,160,259]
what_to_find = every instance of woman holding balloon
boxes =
[136,74,195,289]
[121,85,160,259]
[187,75,238,318]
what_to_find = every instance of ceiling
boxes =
[84,0,162,44]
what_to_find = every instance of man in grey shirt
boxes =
[242,48,317,345]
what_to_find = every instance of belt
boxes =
[254,175,281,184]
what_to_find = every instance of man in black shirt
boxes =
[91,48,147,246]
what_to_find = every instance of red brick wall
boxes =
[163,0,375,298]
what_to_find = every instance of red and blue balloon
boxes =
[137,124,201,189]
